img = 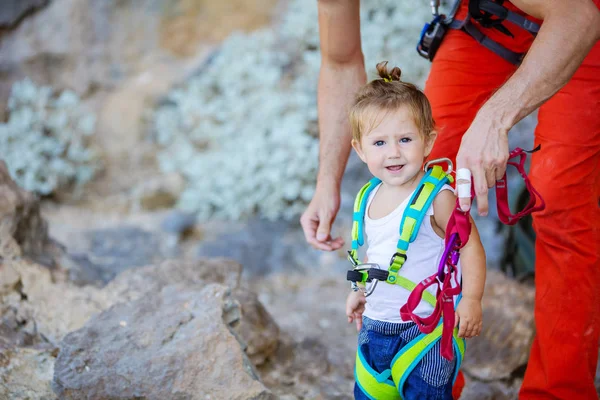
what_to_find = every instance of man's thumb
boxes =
[316,221,331,241]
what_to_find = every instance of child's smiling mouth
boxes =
[386,165,404,172]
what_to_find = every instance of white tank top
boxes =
[363,183,462,323]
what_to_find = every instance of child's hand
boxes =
[346,290,367,331]
[455,297,482,338]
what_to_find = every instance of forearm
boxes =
[481,0,600,131]
[317,59,367,191]
[459,220,486,301]
[316,0,366,191]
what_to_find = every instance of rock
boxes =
[13,259,109,344]
[52,284,275,400]
[160,210,197,235]
[0,160,60,265]
[462,270,535,381]
[3,258,246,347]
[66,225,179,285]
[0,347,57,400]
[0,262,20,295]
[0,304,43,349]
[460,376,521,400]
[196,217,334,278]
[104,259,279,367]
[104,258,243,303]
[131,173,186,211]
[232,287,279,367]
[0,0,48,28]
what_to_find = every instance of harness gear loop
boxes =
[418,0,541,65]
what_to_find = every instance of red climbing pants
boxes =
[425,22,600,399]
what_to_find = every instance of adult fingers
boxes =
[472,166,489,217]
[316,210,333,242]
[456,167,472,212]
[495,162,507,181]
[485,166,496,189]
[300,211,335,251]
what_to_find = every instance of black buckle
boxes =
[469,0,514,37]
[417,15,447,61]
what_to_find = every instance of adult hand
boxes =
[300,184,345,251]
[455,108,510,216]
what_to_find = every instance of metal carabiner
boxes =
[351,263,383,297]
[431,0,440,16]
[424,157,454,174]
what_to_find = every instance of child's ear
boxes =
[424,131,438,157]
[352,139,367,163]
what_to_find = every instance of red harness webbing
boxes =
[399,147,545,360]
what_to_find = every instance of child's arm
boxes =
[346,291,366,331]
[346,255,368,331]
[432,190,486,339]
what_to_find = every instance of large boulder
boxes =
[53,284,275,400]
[103,259,279,367]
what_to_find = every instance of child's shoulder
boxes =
[432,187,456,218]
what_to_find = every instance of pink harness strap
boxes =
[399,147,545,360]
[496,147,546,225]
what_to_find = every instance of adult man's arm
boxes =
[300,0,367,250]
[456,0,600,215]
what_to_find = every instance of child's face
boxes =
[351,107,436,188]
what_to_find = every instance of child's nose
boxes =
[388,143,402,158]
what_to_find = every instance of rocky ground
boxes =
[1,1,599,399]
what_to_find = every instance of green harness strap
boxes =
[349,165,454,281]
[355,323,466,400]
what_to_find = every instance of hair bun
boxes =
[376,61,402,82]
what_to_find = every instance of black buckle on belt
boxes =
[417,15,448,61]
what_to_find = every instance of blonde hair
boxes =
[349,61,435,142]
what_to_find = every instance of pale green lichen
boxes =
[0,79,101,195]
[151,0,432,221]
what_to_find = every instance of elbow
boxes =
[592,5,600,41]
[322,48,365,69]
[573,1,600,41]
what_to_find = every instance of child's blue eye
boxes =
[400,138,412,143]
[374,140,385,146]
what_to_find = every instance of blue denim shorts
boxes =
[354,316,456,400]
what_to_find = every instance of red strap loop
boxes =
[399,147,545,360]
[496,147,546,225]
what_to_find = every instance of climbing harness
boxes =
[417,0,541,65]
[349,148,545,398]
[347,159,454,298]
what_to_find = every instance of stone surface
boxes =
[12,259,108,344]
[0,0,48,28]
[0,347,57,400]
[462,270,535,381]
[160,210,197,235]
[0,160,59,265]
[104,258,243,303]
[52,284,275,400]
[232,287,280,367]
[65,225,178,285]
